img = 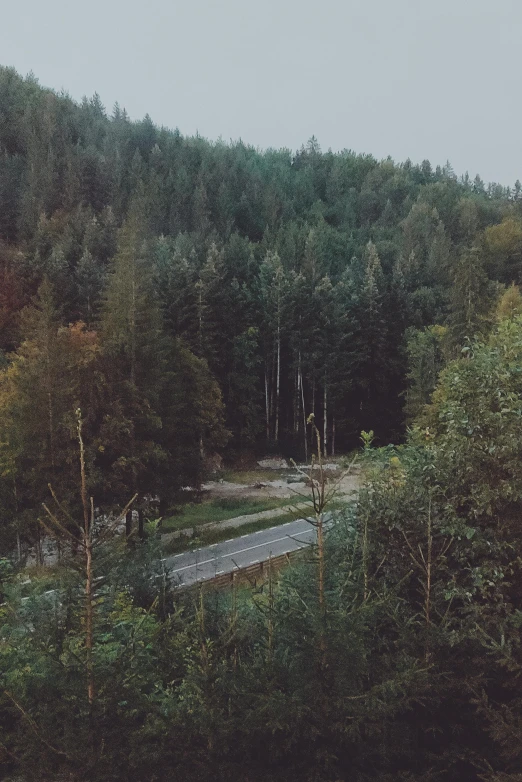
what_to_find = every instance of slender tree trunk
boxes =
[300,359,307,461]
[331,415,336,457]
[130,266,136,387]
[267,554,274,663]
[128,265,138,532]
[296,355,301,438]
[270,351,275,440]
[301,373,308,462]
[198,282,203,357]
[48,391,55,468]
[78,412,95,706]
[311,377,316,449]
[264,368,270,442]
[362,511,369,602]
[310,420,327,669]
[125,509,133,537]
[275,325,281,443]
[323,379,328,459]
[44,326,55,470]
[138,508,145,540]
[13,479,22,562]
[294,368,299,434]
[36,528,43,566]
[85,537,94,705]
[425,495,432,663]
[317,512,325,617]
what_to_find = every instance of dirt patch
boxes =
[202,464,360,502]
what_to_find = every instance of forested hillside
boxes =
[4,293,522,781]
[1,64,522,541]
[4,65,522,782]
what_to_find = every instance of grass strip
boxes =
[160,496,290,532]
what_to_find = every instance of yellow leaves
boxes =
[430,324,447,341]
[495,285,522,322]
[386,456,406,490]
[484,218,522,258]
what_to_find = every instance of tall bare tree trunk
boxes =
[362,511,369,602]
[78,412,94,706]
[48,391,55,469]
[275,325,281,443]
[264,368,270,442]
[270,351,275,439]
[130,266,136,387]
[300,362,307,461]
[197,281,203,357]
[294,369,300,435]
[310,419,327,669]
[311,377,316,449]
[267,554,274,663]
[36,528,43,566]
[425,495,433,663]
[125,509,133,536]
[128,263,138,533]
[323,379,328,459]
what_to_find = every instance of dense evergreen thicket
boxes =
[3,65,522,781]
[1,67,522,488]
[4,297,522,781]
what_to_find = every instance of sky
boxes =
[2,0,520,185]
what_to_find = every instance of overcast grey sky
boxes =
[2,0,520,184]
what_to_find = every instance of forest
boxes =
[2,65,522,780]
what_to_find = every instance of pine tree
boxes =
[97,208,167,514]
[228,327,262,448]
[404,325,447,422]
[75,248,106,325]
[350,242,389,438]
[259,251,287,445]
[195,242,226,372]
[447,246,495,353]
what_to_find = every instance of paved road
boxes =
[163,516,321,587]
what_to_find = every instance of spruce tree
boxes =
[447,246,495,353]
[97,207,167,513]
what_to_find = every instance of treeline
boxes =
[0,212,228,552]
[1,65,522,540]
[3,289,522,781]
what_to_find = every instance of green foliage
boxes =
[0,64,520,465]
[446,246,497,354]
[404,324,447,421]
[6,309,522,780]
[3,65,522,779]
[161,495,289,533]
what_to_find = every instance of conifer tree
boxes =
[447,246,495,353]
[404,324,446,422]
[0,279,98,543]
[349,243,389,438]
[97,207,167,515]
[259,251,287,444]
[75,248,106,326]
[195,242,226,372]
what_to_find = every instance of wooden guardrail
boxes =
[194,549,302,590]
